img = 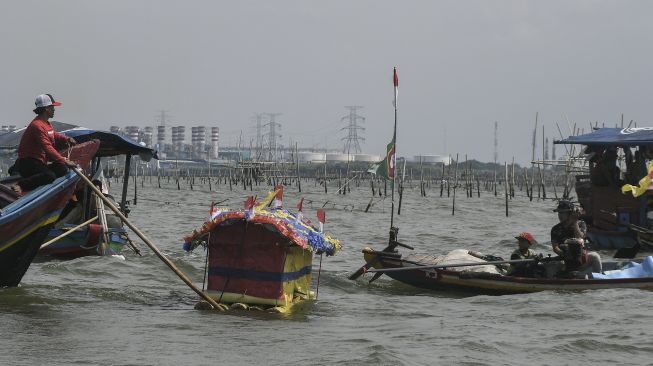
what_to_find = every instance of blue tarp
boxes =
[592,256,653,279]
[555,127,653,147]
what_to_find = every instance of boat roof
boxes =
[62,127,157,160]
[555,127,653,147]
[0,123,157,160]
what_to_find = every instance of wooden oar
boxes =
[365,258,541,273]
[71,166,225,311]
[40,216,99,249]
[349,241,413,280]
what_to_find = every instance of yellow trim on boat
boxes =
[0,212,60,254]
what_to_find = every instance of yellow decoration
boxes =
[622,161,653,197]
[256,189,280,210]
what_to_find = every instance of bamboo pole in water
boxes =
[504,162,509,217]
[452,153,459,216]
[71,167,225,311]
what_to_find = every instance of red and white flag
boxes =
[296,197,304,222]
[244,196,256,220]
[393,67,399,108]
[317,209,326,232]
[272,184,284,208]
[209,201,221,220]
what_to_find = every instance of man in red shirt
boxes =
[11,94,77,193]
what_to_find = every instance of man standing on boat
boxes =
[10,94,77,194]
[550,200,602,277]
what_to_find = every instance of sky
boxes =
[1,0,652,164]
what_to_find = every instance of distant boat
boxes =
[555,127,653,251]
[357,246,653,295]
[183,191,342,313]
[0,140,99,287]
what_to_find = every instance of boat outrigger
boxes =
[183,188,342,313]
[0,140,99,287]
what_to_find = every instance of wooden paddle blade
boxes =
[348,255,381,280]
[368,272,384,284]
[348,263,371,280]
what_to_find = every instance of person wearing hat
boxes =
[10,94,77,194]
[507,232,539,277]
[550,200,602,277]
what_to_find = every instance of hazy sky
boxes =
[1,1,652,163]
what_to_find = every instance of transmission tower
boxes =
[340,106,365,154]
[155,110,170,126]
[251,113,265,160]
[493,121,498,164]
[264,113,282,161]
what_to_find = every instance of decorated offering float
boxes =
[183,186,342,313]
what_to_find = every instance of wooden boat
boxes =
[0,140,99,287]
[359,246,653,295]
[35,128,156,258]
[184,189,342,313]
[556,128,653,251]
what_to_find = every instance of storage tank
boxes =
[353,154,380,162]
[298,152,326,163]
[326,153,352,162]
[413,154,451,165]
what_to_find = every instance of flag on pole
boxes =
[317,209,326,232]
[367,136,396,181]
[393,67,399,108]
[296,197,304,222]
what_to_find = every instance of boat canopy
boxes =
[0,123,157,160]
[555,127,653,147]
[62,128,157,160]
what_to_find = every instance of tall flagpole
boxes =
[390,67,398,229]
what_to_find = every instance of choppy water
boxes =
[2,180,652,365]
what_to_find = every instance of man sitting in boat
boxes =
[506,232,540,277]
[9,94,77,194]
[551,200,602,277]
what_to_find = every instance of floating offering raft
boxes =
[183,189,341,312]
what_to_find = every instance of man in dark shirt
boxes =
[550,200,602,276]
[11,94,76,193]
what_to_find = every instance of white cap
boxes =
[35,94,62,108]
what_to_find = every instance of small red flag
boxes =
[393,67,399,88]
[296,197,304,212]
[317,209,326,224]
[244,196,256,210]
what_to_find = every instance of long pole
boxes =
[71,167,225,311]
[365,257,544,273]
[390,67,398,229]
[40,216,98,249]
